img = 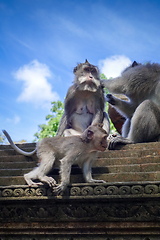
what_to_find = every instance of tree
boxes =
[0,132,6,144]
[101,74,117,134]
[33,101,64,142]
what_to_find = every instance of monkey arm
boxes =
[56,86,76,136]
[91,110,104,125]
[90,88,105,125]
[56,113,67,136]
[101,78,126,94]
[64,85,77,121]
[106,94,136,118]
[82,153,106,183]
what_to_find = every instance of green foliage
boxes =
[33,101,64,142]
[0,132,6,144]
[101,73,107,79]
[101,74,117,134]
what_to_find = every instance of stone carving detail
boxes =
[62,204,99,218]
[1,182,160,199]
[1,201,160,222]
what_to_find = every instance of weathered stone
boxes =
[1,142,160,238]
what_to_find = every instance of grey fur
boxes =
[56,60,110,137]
[102,61,160,149]
[3,126,107,195]
[3,130,36,156]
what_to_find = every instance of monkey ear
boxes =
[97,123,103,128]
[85,59,89,64]
[86,129,94,140]
[132,61,138,67]
[73,66,77,74]
[81,129,94,142]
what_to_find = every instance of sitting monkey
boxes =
[102,61,160,149]
[3,125,108,195]
[56,59,110,136]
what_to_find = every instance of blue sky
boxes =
[0,0,160,142]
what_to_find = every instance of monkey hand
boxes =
[53,183,67,195]
[108,135,132,150]
[105,94,116,105]
[39,176,57,187]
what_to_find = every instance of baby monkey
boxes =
[3,125,108,195]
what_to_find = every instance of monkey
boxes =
[56,59,110,137]
[3,125,108,195]
[101,61,160,149]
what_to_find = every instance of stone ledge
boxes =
[1,181,160,200]
[1,182,160,238]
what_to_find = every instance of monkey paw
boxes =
[108,136,132,150]
[39,176,57,188]
[106,94,116,105]
[53,183,66,195]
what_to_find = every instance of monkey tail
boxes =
[2,130,37,156]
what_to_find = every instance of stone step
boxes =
[1,162,160,178]
[0,155,37,163]
[95,155,160,167]
[1,155,160,170]
[1,171,160,186]
[0,149,160,164]
[1,142,160,158]
[0,161,36,169]
[1,141,159,151]
[0,149,37,157]
[1,142,160,186]
[99,148,160,158]
[0,143,36,150]
[0,165,109,177]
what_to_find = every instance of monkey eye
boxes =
[84,68,90,72]
[103,136,107,141]
[91,69,96,74]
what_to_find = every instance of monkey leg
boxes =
[53,158,72,195]
[102,112,110,134]
[108,100,160,149]
[63,128,81,136]
[35,152,57,187]
[83,155,106,183]
[128,99,160,143]
[24,168,44,187]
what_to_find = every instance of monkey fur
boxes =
[56,59,110,137]
[102,61,160,149]
[3,125,108,195]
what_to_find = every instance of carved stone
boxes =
[1,142,160,239]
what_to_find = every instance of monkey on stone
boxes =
[3,125,108,195]
[56,59,110,137]
[101,61,160,149]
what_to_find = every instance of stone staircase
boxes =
[1,142,160,239]
[1,141,160,186]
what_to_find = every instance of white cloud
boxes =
[7,115,20,125]
[99,55,132,78]
[13,60,60,108]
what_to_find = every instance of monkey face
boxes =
[73,60,100,92]
[98,134,108,151]
[74,63,101,92]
